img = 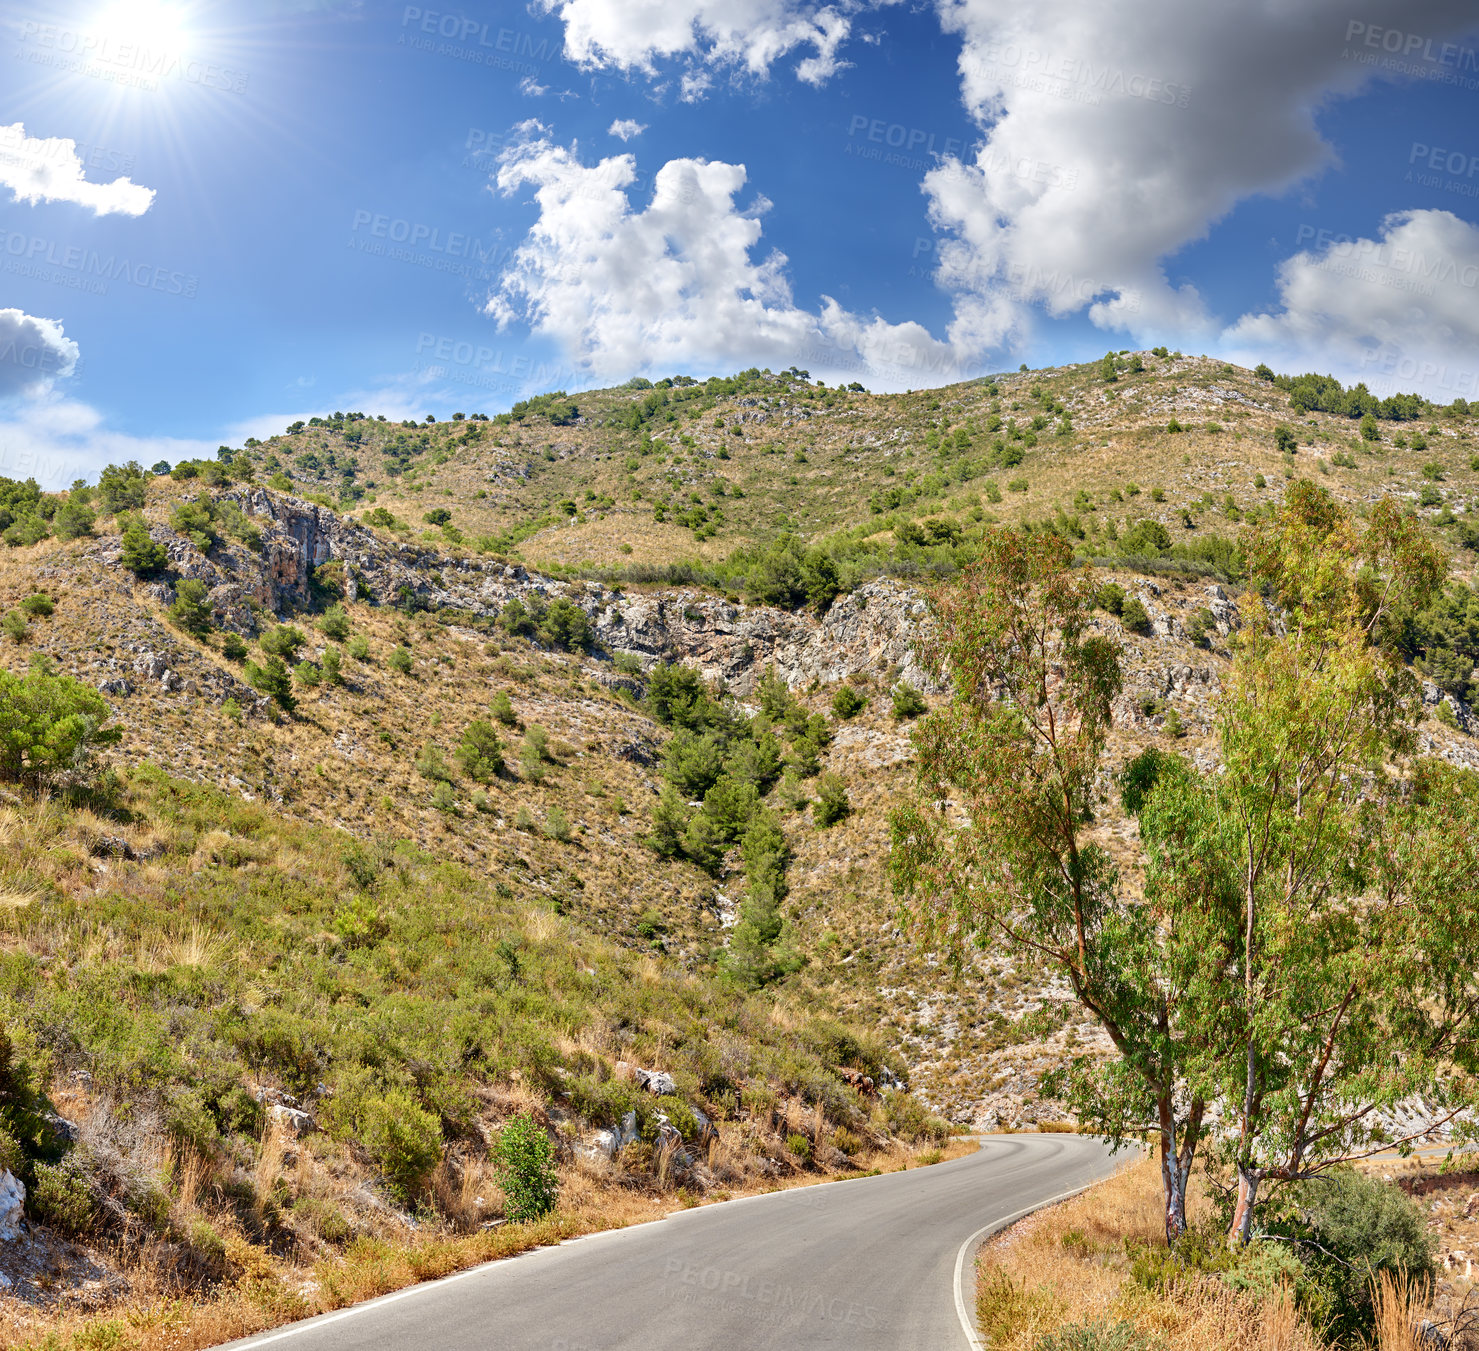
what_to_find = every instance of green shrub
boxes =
[19,593,53,618]
[221,632,248,662]
[347,634,370,661]
[30,1159,94,1235]
[244,655,295,712]
[388,647,413,676]
[455,720,505,782]
[415,743,453,782]
[814,772,850,827]
[360,1090,441,1202]
[890,683,926,719]
[831,685,866,720]
[319,603,351,640]
[1292,1169,1435,1343]
[1119,597,1151,635]
[321,646,344,685]
[54,499,95,541]
[259,625,305,662]
[491,690,517,726]
[543,806,572,843]
[0,663,121,788]
[492,1112,558,1222]
[2,611,27,644]
[1097,583,1125,616]
[119,518,167,576]
[1034,1320,1151,1351]
[786,1132,812,1161]
[167,579,213,636]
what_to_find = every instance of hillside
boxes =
[0,353,1477,1344]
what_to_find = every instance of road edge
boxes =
[951,1173,1109,1350]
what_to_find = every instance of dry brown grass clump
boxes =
[975,1157,1324,1351]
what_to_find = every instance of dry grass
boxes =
[975,1155,1326,1351]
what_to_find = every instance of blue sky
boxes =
[3,0,1479,484]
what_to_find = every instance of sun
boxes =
[93,0,189,51]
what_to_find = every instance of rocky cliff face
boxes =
[125,489,944,696]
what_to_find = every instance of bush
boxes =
[831,685,866,720]
[1119,597,1151,635]
[259,625,305,662]
[2,611,26,644]
[119,518,167,576]
[492,1112,558,1222]
[347,634,370,661]
[321,646,344,684]
[455,720,505,782]
[97,462,148,514]
[244,655,296,711]
[0,663,121,789]
[889,684,927,720]
[360,1090,441,1203]
[319,603,351,640]
[491,690,517,726]
[543,806,572,843]
[30,1159,94,1236]
[53,500,95,541]
[814,772,850,827]
[168,578,213,636]
[1034,1321,1151,1351]
[1292,1169,1435,1342]
[19,593,53,618]
[1096,583,1125,615]
[388,646,413,675]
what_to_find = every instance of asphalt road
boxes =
[224,1134,1121,1351]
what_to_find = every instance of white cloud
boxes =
[537,0,865,88]
[1223,209,1479,403]
[608,118,648,140]
[487,128,964,388]
[0,123,156,217]
[0,310,80,399]
[922,0,1479,352]
[0,396,212,489]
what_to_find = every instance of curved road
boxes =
[225,1135,1119,1351]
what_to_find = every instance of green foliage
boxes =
[388,646,413,676]
[167,578,213,637]
[170,499,218,552]
[119,515,167,576]
[455,720,505,782]
[491,690,517,726]
[319,603,352,641]
[1273,424,1298,454]
[814,772,850,827]
[244,654,296,711]
[259,625,306,662]
[499,595,592,650]
[19,593,53,618]
[360,1089,441,1202]
[97,462,148,514]
[321,645,344,685]
[1096,583,1125,616]
[831,685,866,720]
[891,683,927,719]
[1,611,26,644]
[415,742,453,783]
[53,499,96,541]
[543,805,572,843]
[221,632,248,662]
[0,662,121,789]
[492,1112,559,1221]
[1118,597,1151,635]
[30,1159,95,1236]
[1289,1169,1436,1343]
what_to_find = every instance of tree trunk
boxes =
[1158,1094,1187,1243]
[1228,1165,1259,1247]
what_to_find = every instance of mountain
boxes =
[0,352,1475,1344]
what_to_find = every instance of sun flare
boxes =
[93,0,188,51]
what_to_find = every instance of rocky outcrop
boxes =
[0,1170,24,1241]
[106,489,942,695]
